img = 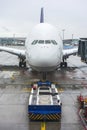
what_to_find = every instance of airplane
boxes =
[0,8,78,79]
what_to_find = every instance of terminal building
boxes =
[0,37,26,46]
[0,37,79,46]
[63,39,79,46]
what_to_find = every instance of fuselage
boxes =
[25,23,63,72]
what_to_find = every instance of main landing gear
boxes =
[19,58,26,68]
[60,58,67,68]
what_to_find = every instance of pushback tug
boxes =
[28,81,62,121]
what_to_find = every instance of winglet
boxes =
[40,7,44,23]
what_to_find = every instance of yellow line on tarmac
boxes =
[22,88,31,92]
[41,122,46,130]
[24,82,32,85]
[57,88,64,93]
[11,75,15,81]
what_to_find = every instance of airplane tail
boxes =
[40,7,44,23]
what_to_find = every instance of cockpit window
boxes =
[45,40,51,44]
[31,40,58,45]
[38,40,44,44]
[31,40,38,45]
[51,40,58,45]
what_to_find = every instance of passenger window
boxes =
[51,40,58,45]
[38,40,44,44]
[45,40,51,44]
[31,40,38,45]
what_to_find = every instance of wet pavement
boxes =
[0,50,87,130]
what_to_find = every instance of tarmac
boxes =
[0,50,87,130]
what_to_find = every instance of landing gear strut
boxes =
[19,58,26,68]
[60,58,67,68]
[42,72,47,80]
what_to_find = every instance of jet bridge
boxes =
[78,38,87,63]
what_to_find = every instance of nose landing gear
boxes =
[42,72,47,80]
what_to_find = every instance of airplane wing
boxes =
[63,47,78,59]
[0,46,25,58]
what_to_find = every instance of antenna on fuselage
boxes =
[40,7,44,23]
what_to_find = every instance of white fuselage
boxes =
[25,23,63,72]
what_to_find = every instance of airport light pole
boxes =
[72,34,73,40]
[62,29,65,44]
[62,29,65,40]
[72,34,74,41]
[72,34,74,45]
[13,34,15,45]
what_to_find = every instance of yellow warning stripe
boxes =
[48,114,53,120]
[37,114,42,120]
[35,114,41,120]
[46,115,50,120]
[51,114,56,120]
[56,114,60,119]
[47,114,53,120]
[53,114,57,120]
[34,114,38,120]
[50,114,55,120]
[30,115,35,120]
[47,114,61,120]
[55,114,59,120]
[29,114,43,120]
[29,113,34,118]
[30,114,35,120]
[29,113,61,120]
[38,115,43,120]
[53,114,58,119]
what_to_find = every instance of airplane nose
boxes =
[38,56,51,66]
[31,48,58,67]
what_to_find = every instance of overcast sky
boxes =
[0,0,87,39]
